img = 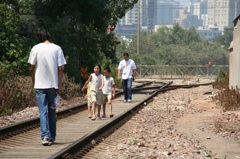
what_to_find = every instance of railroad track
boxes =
[0,81,213,159]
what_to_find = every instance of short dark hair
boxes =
[36,29,51,42]
[123,52,129,56]
[104,67,111,73]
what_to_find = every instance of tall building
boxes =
[156,0,179,25]
[193,0,208,20]
[175,7,202,28]
[118,0,157,29]
[115,0,179,39]
[207,0,240,28]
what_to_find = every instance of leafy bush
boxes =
[0,3,36,76]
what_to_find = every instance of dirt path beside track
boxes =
[176,98,240,159]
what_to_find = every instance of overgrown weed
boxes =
[212,69,240,111]
[0,72,80,116]
[61,74,80,100]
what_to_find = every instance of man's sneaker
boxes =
[49,137,55,144]
[123,100,127,103]
[128,99,132,103]
[42,136,51,146]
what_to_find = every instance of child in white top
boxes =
[82,64,104,120]
[102,67,116,118]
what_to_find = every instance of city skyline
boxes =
[115,0,239,41]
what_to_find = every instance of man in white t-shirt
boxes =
[28,29,66,146]
[117,53,136,103]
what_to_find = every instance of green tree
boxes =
[0,3,35,78]
[116,24,228,66]
[32,0,137,82]
[213,27,233,50]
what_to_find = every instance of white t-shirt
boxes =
[117,59,136,80]
[102,76,115,94]
[28,43,66,89]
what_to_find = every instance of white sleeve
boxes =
[27,48,37,65]
[57,48,67,66]
[132,60,136,69]
[111,77,115,85]
[118,61,123,70]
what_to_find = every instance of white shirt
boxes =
[118,59,136,79]
[102,76,115,94]
[28,43,66,89]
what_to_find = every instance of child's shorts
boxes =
[87,97,91,107]
[103,94,112,101]
[90,86,103,105]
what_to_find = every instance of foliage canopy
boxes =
[116,23,229,66]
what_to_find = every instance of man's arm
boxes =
[117,69,121,80]
[133,69,136,80]
[58,66,64,95]
[29,65,35,87]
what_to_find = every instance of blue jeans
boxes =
[122,78,133,101]
[35,88,57,140]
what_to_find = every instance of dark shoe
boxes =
[49,137,55,144]
[110,114,114,118]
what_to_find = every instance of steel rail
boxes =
[49,81,213,159]
[49,82,173,159]
[0,82,153,141]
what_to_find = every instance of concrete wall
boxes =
[230,18,240,90]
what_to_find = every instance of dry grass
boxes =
[212,70,240,141]
[0,72,80,116]
[212,70,240,111]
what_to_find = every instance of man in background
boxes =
[117,52,136,103]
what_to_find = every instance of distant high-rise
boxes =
[207,0,240,28]
[175,7,202,28]
[192,0,208,20]
[116,0,158,39]
[156,0,179,25]
[118,0,157,29]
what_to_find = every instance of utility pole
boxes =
[235,1,237,18]
[137,0,140,55]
